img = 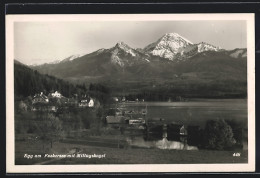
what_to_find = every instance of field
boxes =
[15,139,248,165]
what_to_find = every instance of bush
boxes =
[35,113,64,149]
[202,119,236,150]
[225,119,245,145]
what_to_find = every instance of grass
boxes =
[15,139,248,165]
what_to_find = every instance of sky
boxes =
[14,20,247,65]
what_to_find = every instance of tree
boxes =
[203,119,236,150]
[78,109,96,129]
[14,63,88,98]
[35,112,63,150]
[225,119,245,146]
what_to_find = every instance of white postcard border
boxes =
[6,13,255,173]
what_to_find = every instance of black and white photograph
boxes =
[6,14,255,172]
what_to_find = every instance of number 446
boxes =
[233,153,241,157]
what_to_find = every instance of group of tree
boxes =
[14,62,112,105]
[15,103,104,151]
[202,119,237,150]
[14,62,88,98]
[121,79,247,101]
[188,119,245,151]
[88,83,111,105]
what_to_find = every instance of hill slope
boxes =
[14,60,88,98]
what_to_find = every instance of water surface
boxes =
[119,99,247,128]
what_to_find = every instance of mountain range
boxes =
[26,32,246,98]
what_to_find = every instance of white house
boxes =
[78,98,94,108]
[78,99,89,108]
[50,91,62,98]
[88,98,94,107]
[112,97,119,102]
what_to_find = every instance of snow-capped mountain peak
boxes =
[49,59,62,64]
[163,33,194,45]
[115,41,129,49]
[61,53,86,63]
[113,41,137,57]
[68,54,85,61]
[197,42,221,53]
[96,48,105,53]
[143,32,194,60]
[108,42,150,67]
[40,33,225,66]
[142,32,226,61]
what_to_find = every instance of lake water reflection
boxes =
[119,99,247,128]
[119,99,247,150]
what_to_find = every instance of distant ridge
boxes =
[29,32,245,67]
[22,31,247,98]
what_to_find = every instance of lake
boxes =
[118,99,248,128]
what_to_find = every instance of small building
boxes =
[129,118,145,125]
[112,97,119,102]
[47,105,57,112]
[88,98,94,107]
[78,99,89,108]
[32,92,49,104]
[78,97,94,108]
[50,91,62,98]
[106,115,125,124]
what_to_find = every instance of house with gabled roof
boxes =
[49,91,62,98]
[78,97,94,108]
[32,92,49,104]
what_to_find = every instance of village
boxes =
[16,90,204,151]
[18,91,95,112]
[14,90,247,165]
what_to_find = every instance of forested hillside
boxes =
[14,60,88,98]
